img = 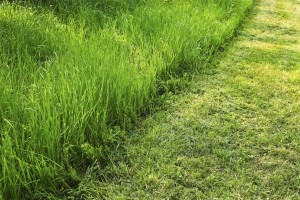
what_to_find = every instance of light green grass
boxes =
[0,0,253,199]
[75,0,300,199]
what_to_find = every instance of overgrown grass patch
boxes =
[74,0,300,198]
[0,0,253,198]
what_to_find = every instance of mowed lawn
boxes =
[0,0,254,199]
[78,0,300,199]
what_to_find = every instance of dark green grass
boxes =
[0,0,253,199]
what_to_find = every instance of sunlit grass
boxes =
[84,0,300,198]
[0,0,253,198]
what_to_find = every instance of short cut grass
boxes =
[0,0,253,198]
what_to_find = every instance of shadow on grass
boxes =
[251,21,298,35]
[237,46,299,71]
[0,18,57,67]
[10,0,146,26]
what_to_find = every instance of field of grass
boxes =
[82,0,300,199]
[0,0,253,199]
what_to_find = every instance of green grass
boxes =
[78,0,300,199]
[0,0,253,199]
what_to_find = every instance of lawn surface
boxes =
[0,0,254,198]
[77,0,300,199]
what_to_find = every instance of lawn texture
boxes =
[0,0,253,199]
[81,0,300,199]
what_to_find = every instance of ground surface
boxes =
[79,0,300,199]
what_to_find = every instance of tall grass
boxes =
[0,0,253,198]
